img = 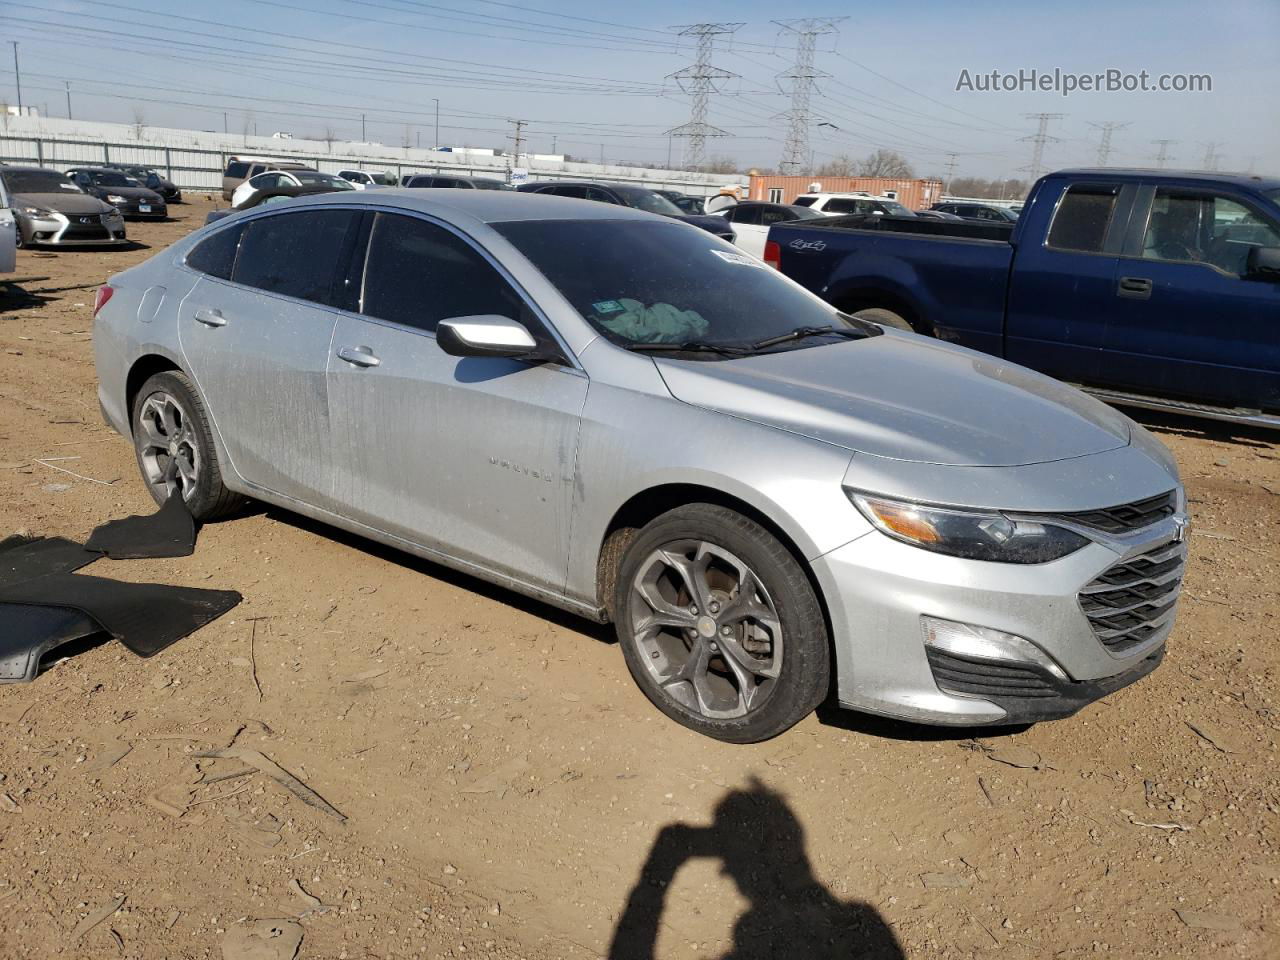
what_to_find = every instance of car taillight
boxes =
[93,284,115,317]
[763,241,781,270]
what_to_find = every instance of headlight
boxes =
[21,205,55,218]
[107,194,127,203]
[848,492,1089,563]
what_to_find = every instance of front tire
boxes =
[850,306,915,333]
[613,504,829,743]
[130,370,244,521]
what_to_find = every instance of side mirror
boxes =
[1246,245,1280,281]
[437,315,538,358]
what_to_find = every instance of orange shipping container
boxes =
[746,174,944,210]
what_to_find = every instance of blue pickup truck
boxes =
[766,169,1280,428]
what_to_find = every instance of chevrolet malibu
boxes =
[92,191,1187,742]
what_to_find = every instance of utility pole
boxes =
[664,22,742,172]
[65,80,71,119]
[1087,120,1130,166]
[942,152,959,194]
[551,134,557,154]
[1200,141,1222,170]
[10,41,20,112]
[774,18,845,175]
[599,143,605,165]
[361,113,366,141]
[432,98,439,149]
[1152,139,1177,169]
[506,118,527,166]
[223,112,228,134]
[1020,113,1064,181]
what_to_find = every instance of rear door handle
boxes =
[1117,276,1153,299]
[193,308,227,327]
[337,345,381,368]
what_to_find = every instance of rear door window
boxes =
[225,161,250,179]
[1046,184,1121,253]
[232,209,359,305]
[359,212,523,333]
[552,185,590,199]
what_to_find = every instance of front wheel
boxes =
[613,504,830,743]
[849,306,915,333]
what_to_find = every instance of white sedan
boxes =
[230,170,356,208]
[714,201,826,259]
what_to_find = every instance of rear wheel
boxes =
[130,371,244,521]
[613,504,829,743]
[850,306,915,333]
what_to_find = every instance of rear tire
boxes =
[850,307,915,333]
[613,504,829,743]
[130,371,244,521]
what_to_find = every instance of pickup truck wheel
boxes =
[614,504,829,743]
[851,307,914,333]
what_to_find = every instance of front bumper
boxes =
[811,511,1185,725]
[21,211,127,246]
[115,201,167,219]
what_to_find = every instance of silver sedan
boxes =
[91,190,1187,741]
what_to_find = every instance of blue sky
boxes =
[6,0,1277,178]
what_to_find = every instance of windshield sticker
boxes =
[591,299,625,314]
[709,249,767,268]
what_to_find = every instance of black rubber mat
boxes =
[0,603,104,682]
[0,535,100,587]
[0,573,241,658]
[84,493,197,559]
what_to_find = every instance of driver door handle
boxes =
[1117,276,1153,300]
[193,308,227,327]
[337,345,381,368]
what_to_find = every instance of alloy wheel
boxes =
[628,540,783,720]
[136,392,201,502]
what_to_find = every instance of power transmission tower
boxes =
[1200,141,1223,170]
[1087,120,1130,166]
[1019,113,1064,181]
[942,152,959,193]
[664,22,742,171]
[774,18,846,175]
[1152,139,1177,169]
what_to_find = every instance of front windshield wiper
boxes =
[623,340,752,357]
[748,325,865,351]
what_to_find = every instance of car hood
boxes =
[14,191,114,215]
[654,332,1132,467]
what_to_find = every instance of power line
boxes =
[664,22,741,171]
[1087,121,1130,166]
[774,18,845,175]
[1020,113,1064,181]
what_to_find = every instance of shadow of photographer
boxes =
[609,777,904,960]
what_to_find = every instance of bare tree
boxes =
[701,155,741,175]
[854,149,915,178]
[815,154,856,177]
[322,126,337,153]
[131,107,146,140]
[946,176,1030,199]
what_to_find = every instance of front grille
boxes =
[1044,490,1177,534]
[1079,540,1184,654]
[61,219,111,240]
[925,648,1058,699]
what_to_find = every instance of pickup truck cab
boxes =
[768,169,1280,427]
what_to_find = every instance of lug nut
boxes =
[688,605,698,614]
[721,626,732,636]
[709,601,720,613]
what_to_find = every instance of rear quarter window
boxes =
[186,224,244,280]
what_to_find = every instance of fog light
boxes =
[922,616,1067,680]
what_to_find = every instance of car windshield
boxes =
[610,186,684,216]
[879,201,914,216]
[293,172,356,189]
[789,205,824,219]
[4,169,82,194]
[494,219,875,356]
[88,171,135,187]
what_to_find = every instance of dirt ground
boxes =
[0,194,1277,960]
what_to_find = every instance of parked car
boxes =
[222,156,313,200]
[205,182,356,224]
[0,166,126,248]
[931,201,1020,222]
[516,180,735,241]
[99,162,182,203]
[714,201,824,259]
[94,190,1185,741]
[912,209,966,222]
[403,174,513,190]
[767,169,1280,429]
[655,190,707,215]
[793,193,917,217]
[66,167,167,220]
[337,169,396,189]
[0,191,14,275]
[230,170,355,208]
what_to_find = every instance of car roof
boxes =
[1052,168,1280,191]
[2,165,66,174]
[269,187,661,224]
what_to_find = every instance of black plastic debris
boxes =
[84,493,196,559]
[0,603,105,682]
[0,573,241,658]
[0,534,99,587]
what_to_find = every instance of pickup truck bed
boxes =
[768,170,1280,427]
